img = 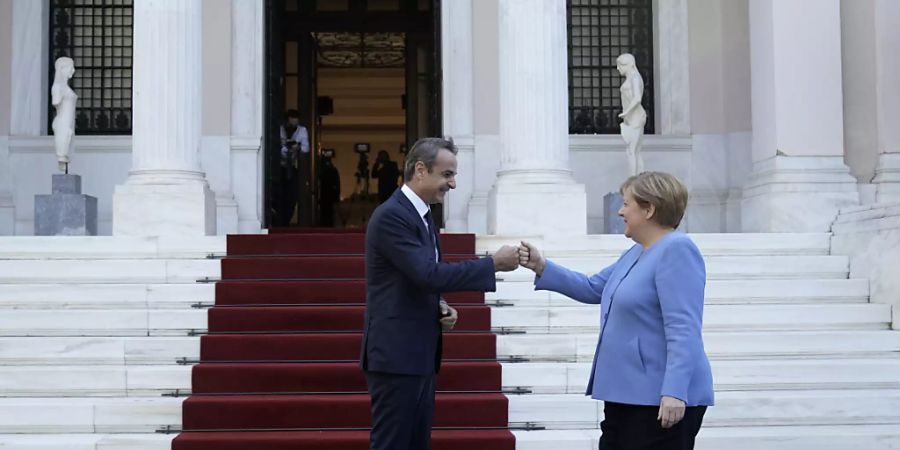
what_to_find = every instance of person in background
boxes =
[371,150,401,204]
[277,109,310,225]
[318,152,341,227]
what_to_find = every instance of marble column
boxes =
[488,0,586,236]
[742,0,858,232]
[10,0,48,136]
[441,0,475,232]
[872,0,900,204]
[113,0,215,236]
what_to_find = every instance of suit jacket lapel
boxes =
[393,189,432,251]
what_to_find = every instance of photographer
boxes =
[277,110,310,226]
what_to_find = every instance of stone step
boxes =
[0,255,847,284]
[0,236,226,260]
[513,424,900,450]
[0,284,214,309]
[0,366,190,396]
[503,359,900,394]
[0,309,207,336]
[0,260,219,284]
[0,397,182,433]
[508,389,900,429]
[496,255,849,282]
[478,233,833,257]
[492,303,891,332]
[0,302,888,337]
[1,388,899,434]
[489,278,870,305]
[0,278,869,310]
[497,330,900,362]
[3,330,897,366]
[0,337,199,365]
[2,358,899,397]
[0,433,173,450]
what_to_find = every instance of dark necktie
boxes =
[424,211,438,260]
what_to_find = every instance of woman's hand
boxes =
[658,395,686,429]
[518,241,546,276]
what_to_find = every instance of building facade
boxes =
[0,0,898,237]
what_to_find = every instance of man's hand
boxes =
[658,396,686,429]
[493,245,519,272]
[518,241,546,276]
[439,300,458,332]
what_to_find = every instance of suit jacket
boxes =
[535,231,715,406]
[361,189,497,376]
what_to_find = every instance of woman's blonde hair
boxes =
[620,171,689,229]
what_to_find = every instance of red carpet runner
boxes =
[172,230,516,450]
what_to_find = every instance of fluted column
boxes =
[113,0,215,236]
[488,0,586,236]
[131,0,202,176]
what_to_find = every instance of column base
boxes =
[741,156,859,232]
[113,174,216,236]
[874,153,900,204]
[466,192,488,235]
[488,170,587,236]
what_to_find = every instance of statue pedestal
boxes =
[35,174,97,236]
[603,192,625,234]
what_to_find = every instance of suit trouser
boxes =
[365,370,436,450]
[599,401,707,450]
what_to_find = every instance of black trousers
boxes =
[365,370,436,450]
[277,166,296,226]
[599,402,707,450]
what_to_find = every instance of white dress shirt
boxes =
[400,184,438,261]
[279,124,310,165]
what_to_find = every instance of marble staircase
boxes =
[0,234,898,449]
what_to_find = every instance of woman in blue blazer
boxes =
[519,172,714,449]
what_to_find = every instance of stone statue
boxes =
[617,53,647,176]
[51,57,77,173]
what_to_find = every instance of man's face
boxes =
[415,149,457,204]
[287,117,300,126]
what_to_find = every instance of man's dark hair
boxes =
[403,137,457,181]
[285,109,300,119]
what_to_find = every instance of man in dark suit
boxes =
[361,137,519,450]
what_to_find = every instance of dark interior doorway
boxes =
[264,0,442,229]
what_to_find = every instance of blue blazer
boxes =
[361,189,497,376]
[535,232,714,406]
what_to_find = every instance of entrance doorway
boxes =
[264,0,442,229]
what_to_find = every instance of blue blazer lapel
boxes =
[601,249,642,319]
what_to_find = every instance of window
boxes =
[48,0,133,135]
[567,0,654,135]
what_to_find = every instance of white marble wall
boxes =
[8,137,131,235]
[832,202,900,330]
[568,135,693,233]
[4,137,260,236]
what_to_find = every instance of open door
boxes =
[296,32,319,227]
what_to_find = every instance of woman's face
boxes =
[618,188,653,239]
